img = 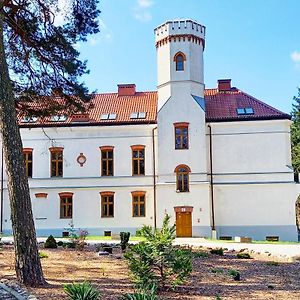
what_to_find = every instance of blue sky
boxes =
[76,0,300,114]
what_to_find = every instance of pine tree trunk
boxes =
[0,12,46,286]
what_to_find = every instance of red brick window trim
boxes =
[100,191,115,218]
[23,148,33,178]
[174,164,191,192]
[35,193,48,198]
[174,122,189,150]
[132,191,146,217]
[131,145,145,176]
[59,192,73,219]
[50,147,63,177]
[174,51,186,71]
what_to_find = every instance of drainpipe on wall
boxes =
[0,145,4,234]
[152,126,157,229]
[208,124,216,239]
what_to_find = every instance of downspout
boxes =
[208,124,216,236]
[0,145,3,234]
[152,126,157,229]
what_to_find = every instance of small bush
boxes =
[236,252,251,259]
[121,293,158,300]
[228,269,240,281]
[120,232,131,251]
[39,251,49,259]
[211,268,224,274]
[57,241,64,247]
[193,251,208,258]
[210,248,224,256]
[44,235,57,249]
[64,282,101,300]
[266,261,279,266]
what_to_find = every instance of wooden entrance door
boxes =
[176,211,192,237]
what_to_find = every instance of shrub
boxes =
[44,235,57,249]
[236,252,251,259]
[64,282,101,300]
[121,293,158,300]
[65,222,89,251]
[124,214,192,292]
[57,241,64,247]
[228,269,240,281]
[193,251,208,258]
[266,261,279,266]
[210,248,224,256]
[211,268,224,274]
[39,251,49,259]
[120,232,131,251]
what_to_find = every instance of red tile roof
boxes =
[18,86,290,127]
[204,88,290,122]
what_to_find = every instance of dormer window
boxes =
[174,52,186,71]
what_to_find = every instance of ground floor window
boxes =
[132,191,146,217]
[59,192,73,219]
[101,192,114,217]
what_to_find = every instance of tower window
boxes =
[174,122,189,149]
[174,52,186,71]
[175,165,191,192]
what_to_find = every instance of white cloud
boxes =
[133,0,154,22]
[137,0,153,8]
[291,51,300,63]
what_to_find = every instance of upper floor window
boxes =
[175,164,191,192]
[50,147,63,177]
[131,145,145,175]
[59,192,73,219]
[100,146,114,176]
[174,52,186,71]
[174,122,189,149]
[100,191,114,218]
[132,191,146,217]
[23,148,33,178]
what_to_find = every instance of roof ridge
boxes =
[238,89,290,116]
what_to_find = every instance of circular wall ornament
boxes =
[77,153,87,167]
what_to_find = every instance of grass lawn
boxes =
[205,238,299,245]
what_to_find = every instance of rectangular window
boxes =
[23,149,33,178]
[174,123,189,149]
[60,194,73,219]
[132,192,146,217]
[101,148,114,176]
[101,193,114,217]
[132,146,145,175]
[50,148,63,177]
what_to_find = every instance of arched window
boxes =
[174,52,186,71]
[174,165,191,192]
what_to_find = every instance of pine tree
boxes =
[0,0,100,286]
[291,88,300,174]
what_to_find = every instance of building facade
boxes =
[0,20,299,241]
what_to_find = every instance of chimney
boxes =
[118,84,136,96]
[218,79,231,92]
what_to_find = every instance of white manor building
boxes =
[1,19,299,241]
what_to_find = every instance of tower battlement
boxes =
[154,19,205,43]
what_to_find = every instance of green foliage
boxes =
[121,291,158,300]
[266,261,279,266]
[210,248,224,256]
[124,214,192,292]
[38,251,49,259]
[228,269,240,281]
[44,235,57,249]
[65,222,89,250]
[120,232,131,251]
[236,252,251,259]
[64,282,101,300]
[211,268,224,274]
[216,296,223,300]
[57,241,64,247]
[291,88,300,173]
[193,250,209,258]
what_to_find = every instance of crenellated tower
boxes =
[154,19,206,111]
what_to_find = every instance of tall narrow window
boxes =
[174,122,189,149]
[174,52,186,71]
[101,192,114,217]
[100,146,114,176]
[23,148,33,178]
[50,147,63,177]
[131,145,145,175]
[59,192,73,218]
[175,165,191,192]
[132,191,146,217]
